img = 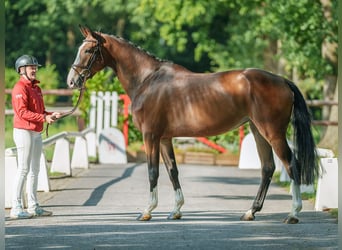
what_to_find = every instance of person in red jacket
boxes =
[10,55,62,219]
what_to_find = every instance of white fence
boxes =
[89,91,118,138]
[88,91,127,164]
[5,91,127,208]
[5,128,95,208]
[238,132,338,210]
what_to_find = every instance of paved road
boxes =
[5,163,338,249]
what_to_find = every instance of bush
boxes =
[74,69,143,144]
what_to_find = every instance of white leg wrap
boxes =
[144,187,158,215]
[172,188,184,213]
[290,181,302,217]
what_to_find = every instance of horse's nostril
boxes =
[68,80,75,88]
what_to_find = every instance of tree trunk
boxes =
[318,84,338,154]
[320,0,338,124]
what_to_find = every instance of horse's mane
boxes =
[104,33,170,63]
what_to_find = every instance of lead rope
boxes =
[45,87,85,137]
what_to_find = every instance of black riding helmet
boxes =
[15,55,41,73]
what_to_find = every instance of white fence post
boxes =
[315,158,338,210]
[5,149,50,208]
[98,127,127,164]
[238,133,261,169]
[89,91,97,130]
[37,152,50,192]
[50,138,71,176]
[96,91,104,137]
[85,131,97,158]
[71,136,89,169]
[104,91,111,129]
[88,91,121,161]
[238,133,332,194]
[111,91,118,127]
[5,151,18,208]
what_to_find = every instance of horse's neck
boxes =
[106,37,160,97]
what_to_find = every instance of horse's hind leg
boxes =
[243,122,302,224]
[160,138,184,220]
[272,141,302,224]
[241,122,275,221]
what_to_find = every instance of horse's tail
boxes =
[286,80,320,185]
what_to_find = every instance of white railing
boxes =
[88,91,127,164]
[5,90,127,208]
[5,128,95,208]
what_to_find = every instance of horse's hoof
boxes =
[167,211,182,220]
[240,214,255,221]
[283,216,299,224]
[136,213,152,221]
[240,210,255,221]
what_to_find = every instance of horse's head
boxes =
[67,25,106,89]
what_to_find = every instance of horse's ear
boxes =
[78,25,105,44]
[79,25,90,38]
[90,30,106,45]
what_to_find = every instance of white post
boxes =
[111,91,118,127]
[88,91,120,159]
[50,138,71,176]
[71,136,89,169]
[36,152,50,192]
[85,131,97,158]
[104,91,111,129]
[315,158,338,210]
[89,91,97,129]
[98,127,127,164]
[96,91,104,137]
[5,154,17,208]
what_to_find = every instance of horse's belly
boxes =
[166,113,248,137]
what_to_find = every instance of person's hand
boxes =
[51,112,63,119]
[45,114,57,124]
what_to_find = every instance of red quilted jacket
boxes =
[12,76,50,132]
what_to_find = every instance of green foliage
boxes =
[4,68,18,108]
[5,116,15,148]
[75,70,121,121]
[36,64,60,105]
[208,124,249,154]
[74,70,143,144]
[5,0,337,147]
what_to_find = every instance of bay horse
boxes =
[67,25,319,224]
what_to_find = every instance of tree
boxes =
[134,0,338,146]
[5,0,337,148]
[318,84,338,153]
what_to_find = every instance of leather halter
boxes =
[45,40,103,136]
[71,39,104,88]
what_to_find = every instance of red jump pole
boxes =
[119,94,131,146]
[196,137,227,153]
[239,126,244,151]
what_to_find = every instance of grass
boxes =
[5,116,79,147]
[329,208,338,219]
[5,116,79,158]
[48,169,68,178]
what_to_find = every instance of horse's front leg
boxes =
[160,139,184,220]
[137,133,160,221]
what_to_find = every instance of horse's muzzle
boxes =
[67,70,81,89]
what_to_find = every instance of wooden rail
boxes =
[5,88,74,96]
[5,89,338,126]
